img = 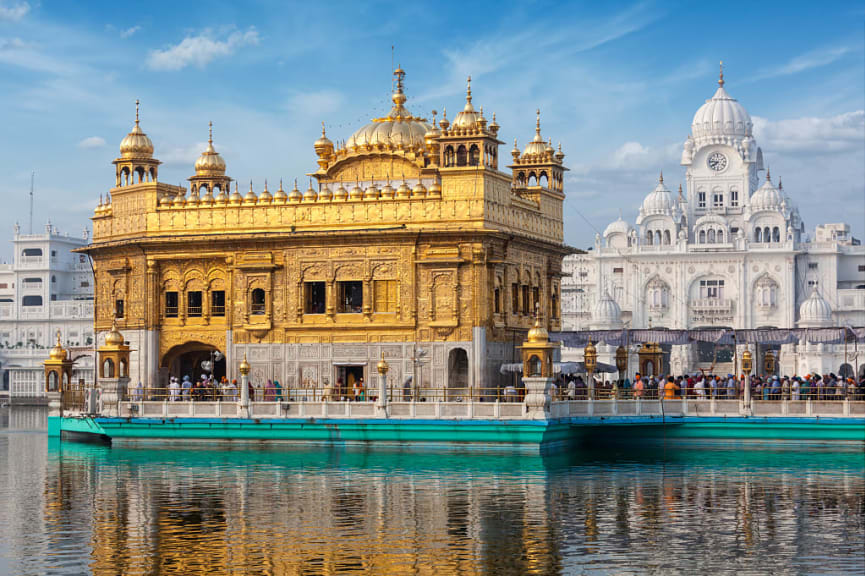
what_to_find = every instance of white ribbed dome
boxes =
[691,84,752,145]
[750,177,782,212]
[592,290,623,328]
[798,290,832,327]
[641,176,673,216]
[603,216,630,238]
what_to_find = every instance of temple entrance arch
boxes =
[447,347,469,401]
[161,341,226,384]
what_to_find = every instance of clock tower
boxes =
[680,63,763,237]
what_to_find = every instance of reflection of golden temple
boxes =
[81,68,573,393]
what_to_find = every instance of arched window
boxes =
[251,288,266,315]
[120,358,128,378]
[663,230,671,245]
[654,230,661,245]
[772,226,780,242]
[444,146,455,167]
[527,355,542,377]
[103,358,115,379]
[121,167,130,186]
[135,167,145,184]
[468,144,480,166]
[149,167,157,182]
[699,230,706,243]
[708,229,716,243]
[646,230,653,245]
[528,173,537,187]
[755,227,762,242]
[199,184,209,196]
[717,229,724,243]
[539,173,549,188]
[764,227,771,243]
[456,145,467,166]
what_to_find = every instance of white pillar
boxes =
[239,354,250,418]
[376,355,389,417]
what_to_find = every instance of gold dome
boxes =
[273,179,288,203]
[119,100,155,158]
[428,179,442,196]
[243,181,258,204]
[238,353,250,375]
[412,181,427,197]
[363,183,379,200]
[452,76,482,130]
[194,123,227,175]
[526,317,549,343]
[105,320,125,347]
[349,181,364,200]
[346,68,431,151]
[334,182,348,201]
[48,332,68,362]
[380,180,395,199]
[396,180,411,199]
[259,180,273,203]
[288,180,302,202]
[377,353,389,375]
[314,123,334,157]
[303,181,318,202]
[522,110,547,158]
[318,185,333,202]
[229,182,243,205]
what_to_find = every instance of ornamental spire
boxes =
[718,60,725,87]
[208,121,213,145]
[466,75,472,105]
[135,99,140,125]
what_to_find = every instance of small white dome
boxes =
[603,216,630,238]
[691,84,752,145]
[641,176,673,216]
[798,290,832,327]
[591,290,623,328]
[750,177,783,212]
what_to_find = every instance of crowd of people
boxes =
[555,371,865,401]
[130,374,288,402]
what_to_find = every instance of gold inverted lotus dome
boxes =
[346,68,431,151]
[119,100,154,158]
[452,76,483,130]
[526,317,549,343]
[194,122,227,175]
[521,109,547,159]
[105,320,125,347]
[48,332,67,361]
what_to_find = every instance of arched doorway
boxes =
[447,348,469,401]
[161,342,226,384]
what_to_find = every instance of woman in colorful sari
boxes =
[264,379,276,401]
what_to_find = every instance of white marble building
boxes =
[0,223,95,399]
[562,72,865,379]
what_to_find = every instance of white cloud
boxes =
[77,136,106,149]
[146,27,260,71]
[287,90,344,118]
[120,26,141,39]
[0,1,29,22]
[160,142,208,166]
[752,111,864,154]
[751,45,853,81]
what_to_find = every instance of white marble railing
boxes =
[110,398,865,421]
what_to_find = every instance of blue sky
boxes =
[0,0,862,258]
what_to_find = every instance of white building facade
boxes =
[562,72,865,379]
[0,223,95,399]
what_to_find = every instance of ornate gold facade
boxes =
[83,69,573,391]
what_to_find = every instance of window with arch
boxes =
[772,226,780,242]
[754,227,763,242]
[539,173,549,188]
[135,167,145,184]
[102,358,115,379]
[699,230,706,243]
[755,277,778,309]
[251,288,266,315]
[697,189,706,208]
[712,190,724,208]
[663,230,671,245]
[468,144,480,166]
[707,229,716,243]
[444,146,455,167]
[527,355,542,377]
[647,279,669,310]
[646,230,654,245]
[763,227,771,243]
[730,187,739,207]
[528,173,537,187]
[456,145,467,166]
[654,230,661,245]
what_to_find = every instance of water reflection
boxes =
[1,407,863,575]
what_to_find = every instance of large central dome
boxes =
[690,68,752,144]
[346,68,431,151]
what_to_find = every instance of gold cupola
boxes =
[194,123,227,175]
[314,123,334,161]
[119,100,155,158]
[243,180,258,204]
[521,109,547,159]
[273,179,288,203]
[48,332,68,361]
[452,76,482,130]
[104,319,125,348]
[288,180,303,203]
[259,180,273,203]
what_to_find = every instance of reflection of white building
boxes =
[0,223,94,399]
[562,70,865,378]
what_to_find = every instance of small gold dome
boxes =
[119,100,154,158]
[489,112,500,134]
[377,354,389,375]
[288,180,303,202]
[452,76,482,130]
[380,181,395,199]
[105,320,125,347]
[229,182,243,205]
[526,317,549,343]
[363,183,379,200]
[522,110,547,158]
[555,143,565,162]
[194,123,227,175]
[273,179,288,203]
[172,193,186,207]
[259,180,273,203]
[239,353,250,375]
[349,182,364,200]
[439,108,450,131]
[318,185,333,202]
[314,123,334,157]
[215,186,229,204]
[159,194,172,207]
[334,182,348,201]
[396,180,411,198]
[428,179,442,196]
[243,181,258,204]
[303,181,318,202]
[412,181,427,197]
[48,332,67,361]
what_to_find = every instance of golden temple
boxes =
[82,68,572,394]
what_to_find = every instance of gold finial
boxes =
[466,75,472,103]
[321,121,326,137]
[778,177,783,190]
[239,353,250,375]
[249,179,253,192]
[766,166,771,182]
[442,107,447,120]
[431,109,437,127]
[208,121,213,145]
[719,60,725,87]
[279,178,284,191]
[264,179,268,191]
[659,171,664,184]
[135,99,140,125]
[56,329,61,346]
[393,65,405,93]
[536,108,541,134]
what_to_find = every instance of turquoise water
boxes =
[1,407,863,575]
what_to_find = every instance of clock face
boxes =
[707,152,727,172]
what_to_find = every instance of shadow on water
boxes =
[2,405,864,575]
